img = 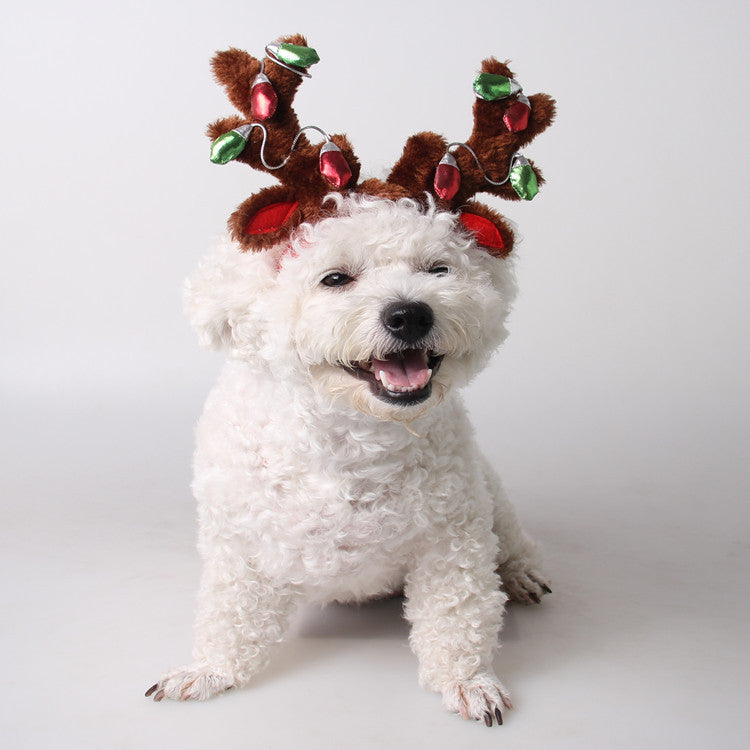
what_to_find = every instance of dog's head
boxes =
[186,36,553,420]
[186,193,515,421]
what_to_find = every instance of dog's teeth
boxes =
[381,373,411,393]
[376,364,435,394]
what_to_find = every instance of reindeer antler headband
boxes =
[208,34,555,257]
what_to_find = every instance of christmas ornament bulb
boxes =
[210,124,253,164]
[319,141,352,188]
[509,155,539,200]
[434,152,461,201]
[473,73,522,101]
[266,42,320,69]
[250,73,277,121]
[503,93,531,132]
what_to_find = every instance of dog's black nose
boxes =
[381,301,434,343]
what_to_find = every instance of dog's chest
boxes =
[196,370,469,587]
[249,416,436,581]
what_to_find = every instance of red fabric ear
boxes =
[244,201,299,235]
[459,212,505,251]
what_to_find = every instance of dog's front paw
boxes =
[441,673,513,726]
[145,664,234,702]
[499,560,552,605]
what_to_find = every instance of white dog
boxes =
[147,193,551,725]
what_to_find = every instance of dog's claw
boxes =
[445,675,509,726]
[147,667,234,701]
[500,563,552,604]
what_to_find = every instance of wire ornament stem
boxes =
[242,123,332,170]
[446,141,515,187]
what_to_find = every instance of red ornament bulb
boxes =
[250,73,278,121]
[319,141,352,188]
[434,152,461,201]
[503,94,531,132]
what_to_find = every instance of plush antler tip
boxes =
[211,47,259,76]
[206,115,244,142]
[480,56,515,81]
[277,32,308,48]
[527,93,557,132]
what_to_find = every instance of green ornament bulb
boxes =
[473,73,522,101]
[266,42,320,70]
[509,155,539,200]
[210,125,252,165]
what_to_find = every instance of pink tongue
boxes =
[372,350,430,388]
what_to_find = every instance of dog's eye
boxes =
[320,272,355,287]
[427,265,450,276]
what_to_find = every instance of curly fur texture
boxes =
[149,195,550,724]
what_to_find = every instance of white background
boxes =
[2,1,748,748]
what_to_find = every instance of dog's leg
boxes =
[404,523,511,725]
[480,454,552,604]
[147,546,297,702]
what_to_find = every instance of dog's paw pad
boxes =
[442,673,512,726]
[146,665,233,702]
[499,562,551,605]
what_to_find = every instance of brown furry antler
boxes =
[387,58,556,209]
[459,58,556,204]
[207,37,554,255]
[207,34,361,248]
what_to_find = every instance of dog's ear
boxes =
[458,201,515,257]
[184,238,277,352]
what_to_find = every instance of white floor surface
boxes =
[2,395,747,750]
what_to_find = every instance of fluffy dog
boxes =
[146,193,551,724]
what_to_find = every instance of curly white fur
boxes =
[150,195,550,724]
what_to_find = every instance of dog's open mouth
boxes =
[343,350,444,405]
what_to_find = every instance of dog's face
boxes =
[186,195,516,421]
